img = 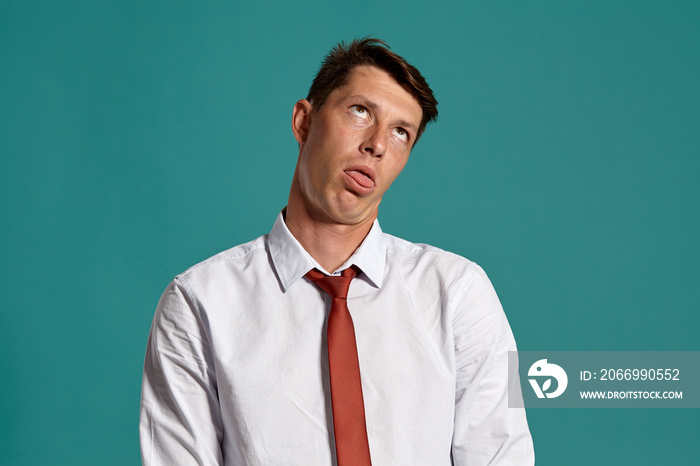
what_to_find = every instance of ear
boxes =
[292,99,313,144]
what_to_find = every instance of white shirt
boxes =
[140,212,534,465]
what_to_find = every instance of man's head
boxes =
[307,38,438,141]
[288,38,437,232]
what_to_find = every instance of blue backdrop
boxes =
[2,1,698,464]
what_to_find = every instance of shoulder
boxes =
[380,232,501,306]
[154,233,274,324]
[381,232,484,281]
[174,234,269,291]
[380,232,506,333]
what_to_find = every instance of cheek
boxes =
[298,148,332,193]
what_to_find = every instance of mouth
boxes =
[343,166,376,194]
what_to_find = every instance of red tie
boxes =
[306,267,372,466]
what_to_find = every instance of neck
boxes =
[285,191,375,273]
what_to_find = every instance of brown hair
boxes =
[307,37,438,141]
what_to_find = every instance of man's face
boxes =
[291,65,423,228]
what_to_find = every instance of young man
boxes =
[140,38,534,465]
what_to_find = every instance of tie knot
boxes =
[305,267,357,299]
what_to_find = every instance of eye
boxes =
[394,127,409,143]
[350,105,369,118]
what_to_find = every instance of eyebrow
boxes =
[346,95,419,133]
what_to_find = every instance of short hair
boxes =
[307,37,438,141]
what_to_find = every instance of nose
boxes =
[361,127,386,158]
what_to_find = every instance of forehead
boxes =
[327,65,423,127]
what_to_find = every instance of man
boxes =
[140,38,534,465]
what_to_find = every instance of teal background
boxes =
[1,1,698,464]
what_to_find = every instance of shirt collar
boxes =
[267,210,386,291]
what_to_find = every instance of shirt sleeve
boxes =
[140,277,224,466]
[450,263,535,465]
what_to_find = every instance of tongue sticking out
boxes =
[346,170,374,189]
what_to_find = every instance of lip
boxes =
[343,165,376,195]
